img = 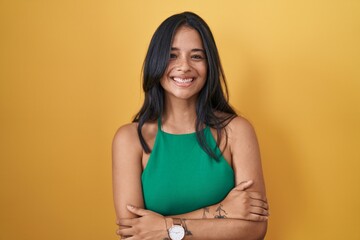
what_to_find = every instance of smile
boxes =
[171,77,194,83]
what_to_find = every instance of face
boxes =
[160,26,207,101]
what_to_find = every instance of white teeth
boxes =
[173,77,193,83]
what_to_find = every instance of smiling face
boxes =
[160,25,208,101]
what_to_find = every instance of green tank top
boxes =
[141,119,235,215]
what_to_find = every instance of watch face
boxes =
[168,225,185,240]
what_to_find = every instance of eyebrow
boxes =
[171,47,205,53]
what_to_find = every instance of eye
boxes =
[191,54,205,60]
[169,53,177,59]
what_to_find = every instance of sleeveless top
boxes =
[141,119,235,215]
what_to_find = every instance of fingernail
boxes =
[127,204,134,209]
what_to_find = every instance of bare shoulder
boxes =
[226,115,260,155]
[112,124,140,160]
[113,122,139,144]
[226,115,257,137]
[112,121,158,155]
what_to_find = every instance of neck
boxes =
[161,97,198,134]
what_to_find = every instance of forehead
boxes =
[171,26,204,49]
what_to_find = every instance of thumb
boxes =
[234,180,253,191]
[126,205,150,216]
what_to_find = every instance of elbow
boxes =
[235,221,267,240]
[253,221,268,240]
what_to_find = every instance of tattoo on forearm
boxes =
[182,219,193,236]
[214,204,228,218]
[202,207,209,219]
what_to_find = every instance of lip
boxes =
[170,76,195,87]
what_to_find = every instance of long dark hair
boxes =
[133,11,237,159]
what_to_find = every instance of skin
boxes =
[112,26,269,239]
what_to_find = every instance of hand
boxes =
[116,205,168,240]
[220,180,269,221]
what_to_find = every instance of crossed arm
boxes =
[112,117,268,239]
[116,182,268,240]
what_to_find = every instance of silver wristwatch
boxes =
[168,218,185,240]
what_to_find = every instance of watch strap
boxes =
[172,218,182,226]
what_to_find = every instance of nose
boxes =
[175,56,191,72]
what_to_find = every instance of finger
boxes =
[117,218,136,227]
[234,180,253,191]
[247,213,269,222]
[121,234,136,240]
[250,206,269,216]
[126,205,150,216]
[117,227,135,237]
[249,199,269,210]
[248,192,268,202]
[119,235,134,240]
[118,235,131,240]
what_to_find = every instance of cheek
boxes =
[200,62,208,75]
[160,74,171,91]
[160,67,171,84]
[159,77,166,89]
[201,66,208,80]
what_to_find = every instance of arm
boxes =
[112,123,144,219]
[222,116,268,238]
[117,117,268,239]
[229,117,267,197]
[121,205,266,240]
[113,123,171,239]
[172,218,266,240]
[169,180,268,221]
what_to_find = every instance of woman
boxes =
[112,12,269,240]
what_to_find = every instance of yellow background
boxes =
[1,0,359,239]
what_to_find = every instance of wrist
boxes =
[164,217,172,238]
[166,217,186,240]
[165,217,174,228]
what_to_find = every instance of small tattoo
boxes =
[202,207,210,219]
[182,219,193,236]
[214,204,228,218]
